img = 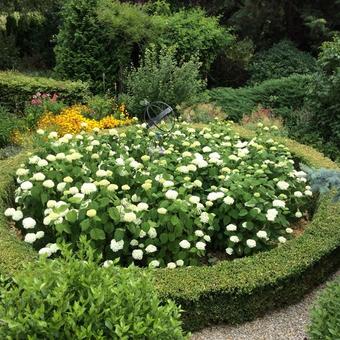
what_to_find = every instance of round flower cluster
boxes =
[5,121,311,266]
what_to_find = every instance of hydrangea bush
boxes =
[4,121,312,268]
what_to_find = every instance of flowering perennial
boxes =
[5,121,312,267]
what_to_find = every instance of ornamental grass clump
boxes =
[5,121,312,268]
[0,238,187,339]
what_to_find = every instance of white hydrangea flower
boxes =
[86,209,97,218]
[4,208,15,217]
[246,239,256,248]
[204,235,211,242]
[167,262,176,269]
[12,210,23,221]
[16,168,29,176]
[256,230,268,239]
[21,181,33,190]
[207,191,224,201]
[47,200,57,208]
[24,233,37,243]
[295,211,303,218]
[176,259,184,267]
[189,196,200,204]
[163,180,174,188]
[39,247,52,256]
[63,176,73,183]
[230,236,240,243]
[36,231,45,239]
[43,180,55,189]
[304,190,313,196]
[137,202,149,211]
[157,207,167,215]
[103,260,114,268]
[57,182,66,192]
[81,183,97,195]
[145,244,157,253]
[116,158,125,166]
[194,230,204,237]
[277,181,289,190]
[122,184,130,191]
[69,187,79,195]
[193,180,202,187]
[273,200,286,208]
[132,249,143,260]
[148,227,157,239]
[226,247,234,255]
[165,190,178,200]
[149,260,160,268]
[223,196,234,205]
[110,239,124,252]
[294,191,303,198]
[22,217,36,229]
[107,184,118,192]
[123,212,137,223]
[200,212,209,224]
[96,169,107,177]
[266,208,278,221]
[278,236,287,243]
[179,240,191,249]
[196,241,206,250]
[37,159,48,167]
[130,239,139,246]
[286,228,293,234]
[226,224,237,231]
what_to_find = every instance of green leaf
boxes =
[108,207,120,221]
[80,219,91,232]
[66,210,78,223]
[90,228,106,240]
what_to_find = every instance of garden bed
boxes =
[0,124,339,331]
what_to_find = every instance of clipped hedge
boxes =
[0,125,339,331]
[208,74,311,121]
[0,71,89,112]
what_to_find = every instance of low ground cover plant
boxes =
[5,121,312,268]
[0,238,187,339]
[308,277,340,339]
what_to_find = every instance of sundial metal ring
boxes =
[142,100,176,135]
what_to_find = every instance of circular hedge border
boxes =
[0,124,339,331]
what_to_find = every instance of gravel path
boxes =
[191,269,340,340]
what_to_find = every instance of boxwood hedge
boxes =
[0,124,339,331]
[0,71,89,112]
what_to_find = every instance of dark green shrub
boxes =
[0,71,89,112]
[249,40,316,84]
[154,8,235,75]
[0,32,19,70]
[208,74,311,121]
[308,277,340,339]
[123,45,205,116]
[0,106,23,148]
[305,36,340,160]
[56,0,155,92]
[0,239,187,339]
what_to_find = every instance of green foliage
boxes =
[56,0,155,92]
[0,32,20,70]
[123,45,205,116]
[304,36,340,160]
[208,74,311,121]
[153,8,235,75]
[0,106,23,148]
[308,277,340,339]
[0,71,89,112]
[249,40,316,84]
[0,238,187,339]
